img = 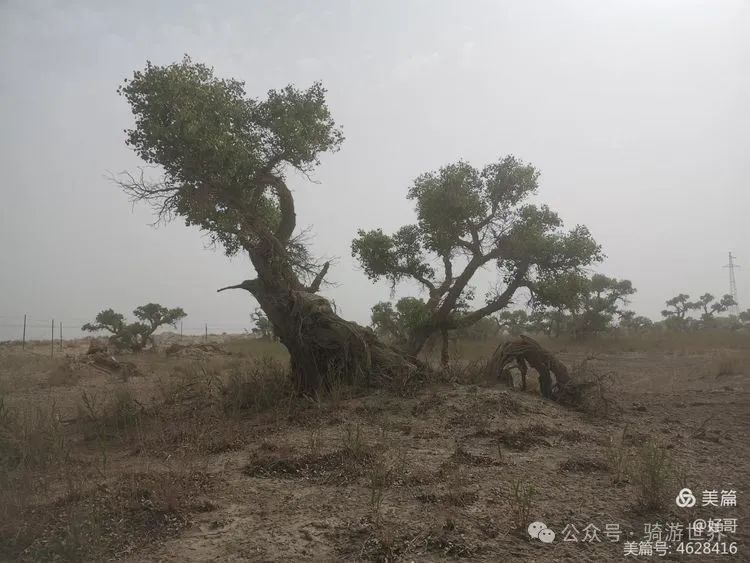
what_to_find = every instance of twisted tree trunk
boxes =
[220,238,425,395]
[486,335,572,400]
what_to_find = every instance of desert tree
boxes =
[534,273,636,338]
[618,311,654,334]
[115,56,422,393]
[495,309,533,336]
[352,157,601,363]
[370,298,429,343]
[527,308,568,338]
[739,309,750,328]
[661,293,698,331]
[82,303,186,351]
[692,293,737,327]
[250,308,275,340]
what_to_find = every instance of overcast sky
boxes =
[1,0,748,340]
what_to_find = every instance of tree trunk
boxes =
[440,328,450,367]
[406,326,434,357]
[223,254,425,395]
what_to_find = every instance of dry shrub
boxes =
[221,357,294,416]
[558,358,620,417]
[605,427,630,484]
[439,359,488,385]
[342,422,368,460]
[442,462,476,507]
[2,470,214,562]
[45,358,82,387]
[0,398,72,558]
[631,439,677,512]
[78,386,144,441]
[509,478,536,531]
[0,396,66,474]
[366,446,407,526]
[156,363,221,408]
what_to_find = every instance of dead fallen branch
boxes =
[486,335,572,400]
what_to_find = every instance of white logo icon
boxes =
[676,488,697,508]
[528,521,555,543]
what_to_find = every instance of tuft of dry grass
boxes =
[509,478,536,531]
[78,386,144,441]
[1,470,216,562]
[558,358,621,418]
[221,358,295,416]
[45,358,83,387]
[605,427,631,484]
[631,439,678,512]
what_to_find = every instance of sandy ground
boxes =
[0,337,748,562]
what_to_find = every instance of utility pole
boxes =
[724,251,740,316]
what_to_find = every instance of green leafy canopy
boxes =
[352,156,602,343]
[117,55,344,257]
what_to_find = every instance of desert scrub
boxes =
[509,479,536,531]
[0,397,66,474]
[78,387,143,440]
[606,427,630,484]
[221,358,294,416]
[632,439,677,512]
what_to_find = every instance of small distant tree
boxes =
[661,292,737,331]
[495,310,532,336]
[352,156,601,363]
[452,316,500,341]
[528,308,568,338]
[533,273,635,338]
[693,293,737,327]
[619,311,654,334]
[661,293,697,331]
[250,308,275,339]
[83,304,186,351]
[739,309,750,328]
[370,298,431,343]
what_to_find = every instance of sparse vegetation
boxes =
[509,479,536,531]
[631,439,677,512]
[82,304,186,352]
[605,427,631,484]
[0,334,745,560]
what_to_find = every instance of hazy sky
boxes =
[1,0,748,340]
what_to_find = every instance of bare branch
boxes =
[306,261,330,293]
[107,168,181,227]
[217,279,259,293]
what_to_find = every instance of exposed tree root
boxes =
[272,290,428,395]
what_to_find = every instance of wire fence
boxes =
[0,314,255,353]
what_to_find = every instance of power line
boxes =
[723,251,740,316]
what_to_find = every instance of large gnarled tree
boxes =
[116,56,422,393]
[352,157,601,362]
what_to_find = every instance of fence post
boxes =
[180,321,183,339]
[59,321,63,350]
[204,323,208,342]
[22,314,26,349]
[51,318,54,357]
